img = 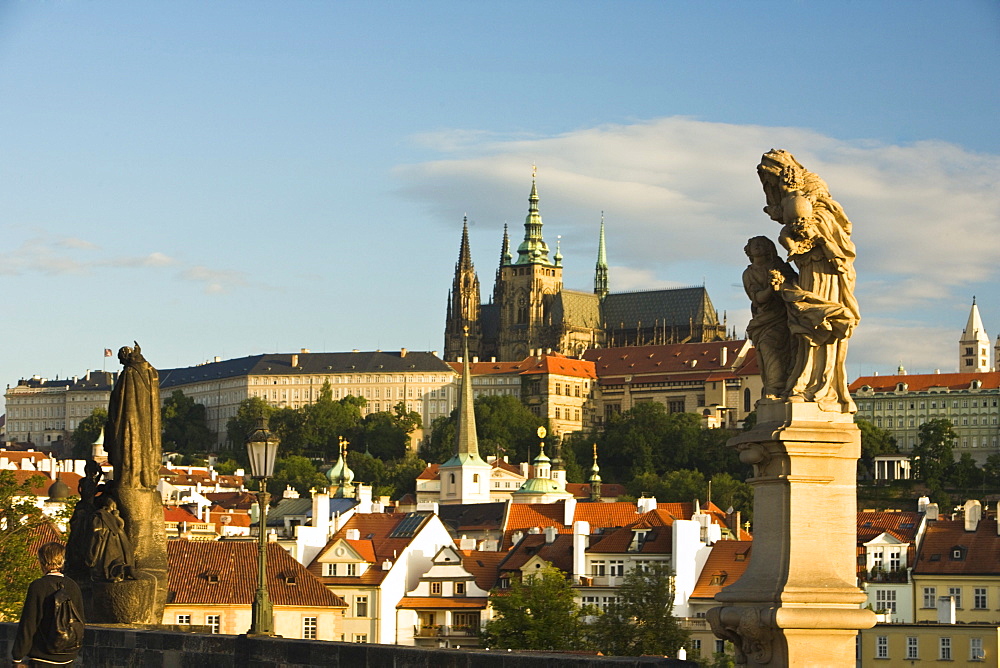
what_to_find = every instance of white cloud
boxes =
[396,116,1000,373]
[179,265,248,294]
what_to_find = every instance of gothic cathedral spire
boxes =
[594,212,608,299]
[443,217,482,362]
[514,169,552,266]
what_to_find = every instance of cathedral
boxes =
[444,176,728,362]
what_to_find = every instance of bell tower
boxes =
[497,170,563,360]
[959,297,990,372]
[444,217,482,362]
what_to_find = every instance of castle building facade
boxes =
[443,177,728,363]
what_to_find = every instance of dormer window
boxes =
[284,575,297,586]
[710,571,728,586]
[205,573,220,584]
[951,546,967,561]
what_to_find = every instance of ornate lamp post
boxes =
[246,416,279,636]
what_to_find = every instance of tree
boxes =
[589,561,688,657]
[910,419,956,490]
[161,390,214,454]
[419,395,544,464]
[420,415,455,464]
[947,453,982,497]
[857,418,898,480]
[481,565,589,651]
[225,397,274,451]
[353,402,422,460]
[268,455,328,498]
[0,471,48,621]
[71,407,107,459]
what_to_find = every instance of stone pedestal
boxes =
[707,400,876,666]
[113,486,168,624]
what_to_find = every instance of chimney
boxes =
[926,503,939,521]
[301,348,310,354]
[544,526,557,544]
[473,356,479,363]
[400,348,407,358]
[720,346,728,367]
[917,496,930,513]
[637,496,657,514]
[563,497,577,526]
[964,499,982,531]
[291,354,298,367]
[937,596,956,624]
[313,488,330,536]
[511,530,524,546]
[214,356,221,363]
[346,528,361,541]
[572,521,590,580]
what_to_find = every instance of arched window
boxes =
[449,473,456,485]
[743,388,752,413]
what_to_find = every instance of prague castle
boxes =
[444,176,728,362]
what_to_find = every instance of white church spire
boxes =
[960,297,990,372]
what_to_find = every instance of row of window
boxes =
[874,635,984,661]
[250,374,450,385]
[174,613,318,639]
[861,398,1000,411]
[871,415,999,428]
[922,586,989,610]
[687,639,728,658]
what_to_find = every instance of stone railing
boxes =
[0,623,693,667]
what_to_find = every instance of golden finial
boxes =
[592,443,597,459]
[532,164,537,179]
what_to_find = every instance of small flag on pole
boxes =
[104,348,113,357]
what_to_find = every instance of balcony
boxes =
[860,567,909,583]
[414,625,480,638]
[680,617,711,631]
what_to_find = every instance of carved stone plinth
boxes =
[113,486,168,624]
[708,400,876,666]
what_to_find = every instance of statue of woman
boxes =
[757,150,860,413]
[86,496,134,582]
[106,342,161,489]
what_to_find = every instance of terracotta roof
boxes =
[583,341,752,378]
[417,463,441,480]
[460,550,506,591]
[690,541,753,599]
[208,508,252,529]
[587,509,675,554]
[164,506,202,523]
[9,470,83,498]
[449,354,596,379]
[0,451,48,463]
[167,539,346,607]
[307,512,433,586]
[26,522,64,555]
[857,511,923,544]
[913,518,1000,576]
[397,597,488,609]
[499,533,575,576]
[203,491,257,510]
[850,371,1000,393]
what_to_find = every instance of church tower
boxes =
[497,171,563,360]
[444,217,482,362]
[960,297,990,372]
[439,330,492,505]
[594,213,608,300]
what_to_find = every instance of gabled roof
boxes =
[461,550,507,591]
[203,491,258,510]
[499,533,575,576]
[913,518,1000,576]
[26,522,64,555]
[167,539,346,607]
[856,511,922,545]
[306,512,434,586]
[438,502,507,535]
[850,371,1000,393]
[587,509,674,554]
[690,541,753,600]
[164,506,202,524]
[160,350,454,388]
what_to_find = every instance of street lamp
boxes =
[246,415,279,636]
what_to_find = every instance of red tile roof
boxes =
[397,597,488,609]
[167,539,346,607]
[9,470,83,498]
[306,512,432,586]
[583,341,755,380]
[587,509,675,554]
[449,354,596,379]
[164,506,202,523]
[857,511,923,545]
[203,491,258,510]
[460,550,506,591]
[850,371,1000,393]
[913,518,1000,576]
[26,522,64,555]
[499,533,575,576]
[690,541,753,599]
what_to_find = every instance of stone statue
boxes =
[742,236,795,399]
[755,149,860,413]
[106,342,161,488]
[86,496,134,582]
[66,342,168,625]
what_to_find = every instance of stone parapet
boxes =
[0,623,692,667]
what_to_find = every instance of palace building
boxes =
[444,177,728,363]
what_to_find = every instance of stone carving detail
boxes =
[86,496,135,582]
[707,606,775,665]
[746,150,860,413]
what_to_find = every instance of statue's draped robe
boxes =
[779,201,859,412]
[106,351,160,489]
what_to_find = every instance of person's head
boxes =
[745,235,778,262]
[38,542,66,574]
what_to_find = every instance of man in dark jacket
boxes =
[12,542,85,667]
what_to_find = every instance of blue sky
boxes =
[1,2,998,410]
